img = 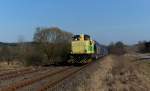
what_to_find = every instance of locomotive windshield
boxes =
[84,35,90,40]
[72,35,80,41]
[72,34,90,41]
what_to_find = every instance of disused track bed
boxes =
[0,69,16,75]
[0,67,70,91]
[0,64,90,91]
[0,68,45,80]
[0,67,51,88]
[0,68,32,78]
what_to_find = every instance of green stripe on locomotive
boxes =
[71,40,95,54]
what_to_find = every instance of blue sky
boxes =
[0,0,150,44]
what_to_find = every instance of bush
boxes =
[137,41,150,53]
[25,49,43,66]
[108,41,126,55]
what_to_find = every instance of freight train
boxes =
[70,34,108,63]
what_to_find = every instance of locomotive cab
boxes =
[70,34,108,63]
[71,34,95,55]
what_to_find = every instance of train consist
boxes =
[70,34,108,63]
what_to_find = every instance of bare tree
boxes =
[16,35,27,64]
[33,27,72,64]
[34,27,72,43]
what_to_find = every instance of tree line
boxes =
[107,41,127,55]
[0,27,150,66]
[0,27,72,66]
[108,41,150,55]
[137,41,150,53]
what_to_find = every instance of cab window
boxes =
[72,35,80,41]
[84,35,90,40]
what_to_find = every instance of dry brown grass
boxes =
[102,55,150,91]
[52,55,150,91]
[0,61,23,70]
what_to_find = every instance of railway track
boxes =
[0,63,90,91]
[0,67,51,88]
[0,68,32,78]
[0,69,14,74]
[0,67,70,91]
[0,68,47,81]
[38,64,90,91]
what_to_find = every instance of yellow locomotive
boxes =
[71,34,95,54]
[70,34,108,63]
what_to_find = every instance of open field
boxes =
[0,54,150,91]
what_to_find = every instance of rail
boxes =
[0,67,70,91]
[38,64,90,91]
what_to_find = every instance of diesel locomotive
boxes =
[70,34,108,63]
